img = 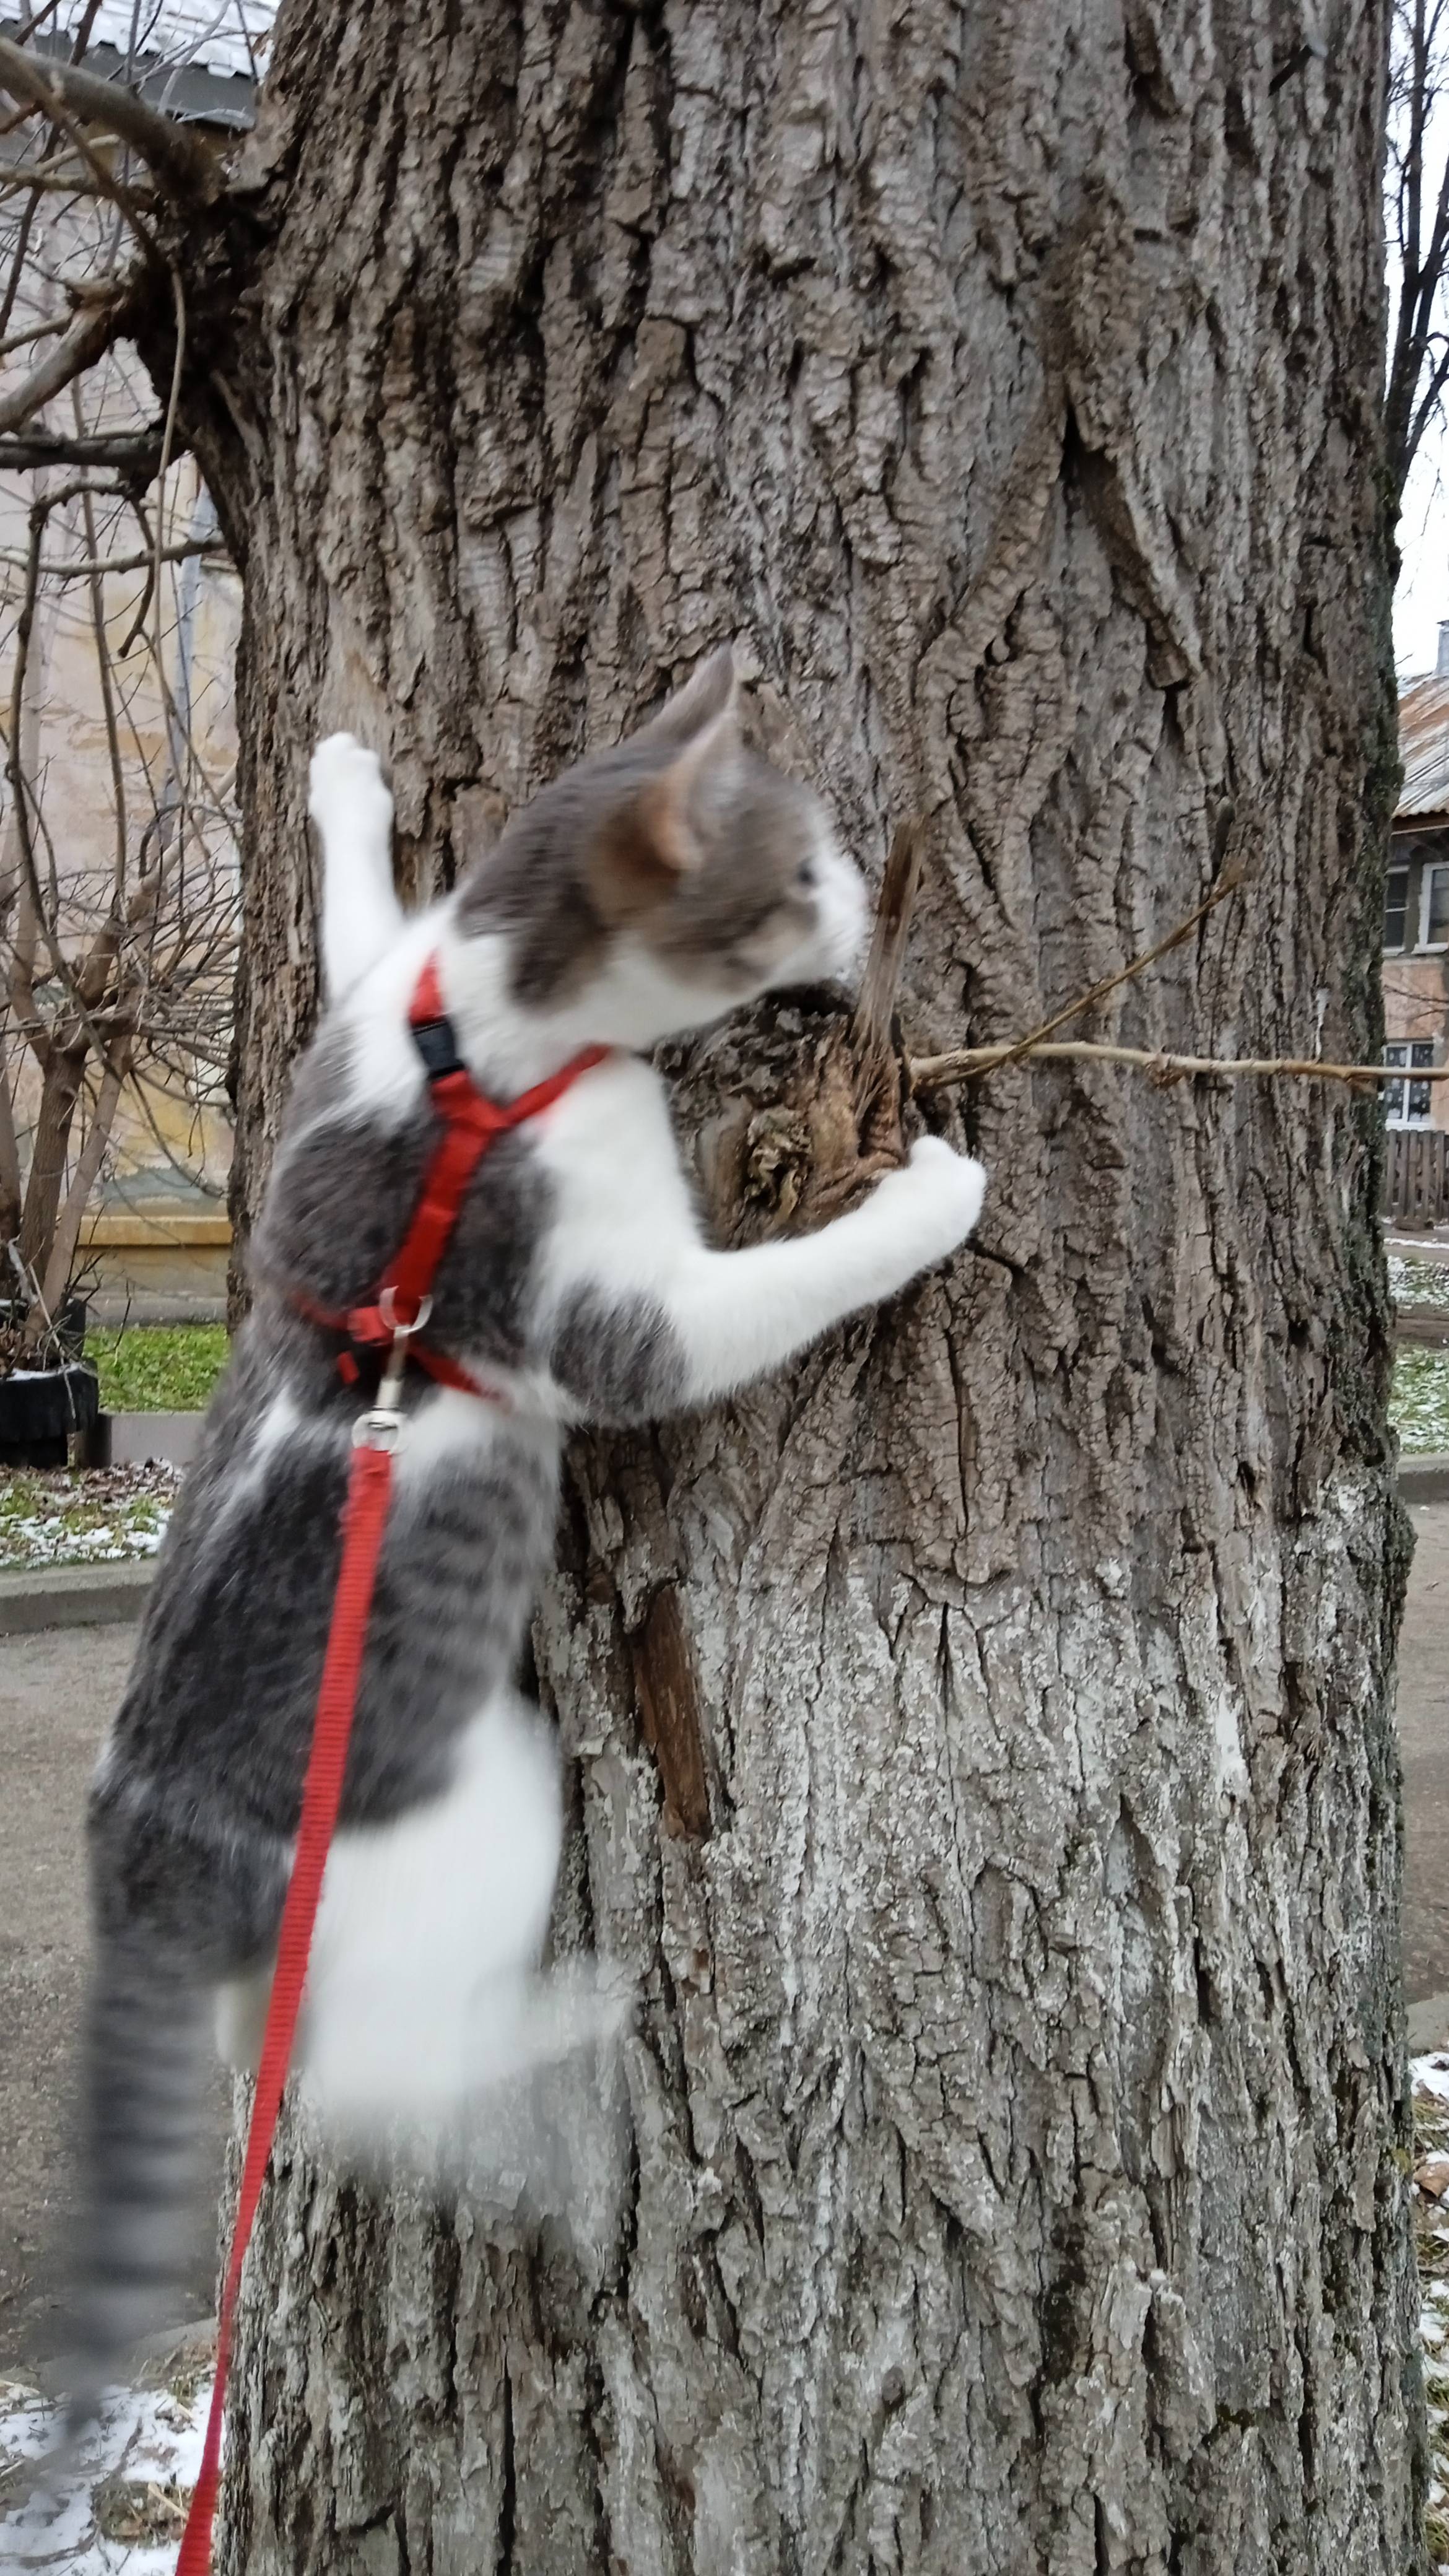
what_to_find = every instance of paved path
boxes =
[0,1625,228,2375]
[1400,1504,1449,2038]
[3,1508,1449,2374]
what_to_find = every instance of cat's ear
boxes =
[637,643,738,749]
[588,647,740,923]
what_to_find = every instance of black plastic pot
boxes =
[0,1361,99,1468]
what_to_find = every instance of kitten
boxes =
[75,646,986,2404]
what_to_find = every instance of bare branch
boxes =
[0,289,129,433]
[909,1037,1449,1092]
[0,420,165,473]
[14,75,164,263]
[71,399,128,899]
[0,34,220,204]
[942,859,1247,1087]
[35,1030,129,1315]
[0,532,223,578]
[0,305,72,361]
[1385,0,1449,499]
[0,1042,21,1240]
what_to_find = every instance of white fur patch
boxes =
[296,1692,565,2126]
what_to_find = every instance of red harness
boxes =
[285,954,607,1399]
[176,956,605,2576]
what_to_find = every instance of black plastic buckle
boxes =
[411,1013,466,1081]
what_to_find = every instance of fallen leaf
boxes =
[91,2471,189,2543]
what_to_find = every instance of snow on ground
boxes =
[1390,1252,1449,1455]
[0,1465,176,1571]
[1414,2053,1449,2570]
[1390,1252,1449,1310]
[0,2364,213,2569]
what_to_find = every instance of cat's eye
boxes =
[796,857,817,889]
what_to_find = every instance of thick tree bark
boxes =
[177,4,1421,2568]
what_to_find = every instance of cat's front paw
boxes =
[308,733,393,837]
[872,1134,987,1263]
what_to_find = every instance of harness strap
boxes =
[284,1282,504,1401]
[175,953,606,2575]
[289,955,606,1383]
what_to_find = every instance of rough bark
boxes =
[173,4,1421,2569]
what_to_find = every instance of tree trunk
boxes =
[184,4,1422,2567]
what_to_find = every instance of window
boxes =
[1384,1040,1436,1124]
[1422,863,1449,950]
[1385,863,1409,950]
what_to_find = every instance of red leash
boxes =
[175,1436,393,2576]
[175,956,603,2575]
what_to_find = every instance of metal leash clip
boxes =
[352,1292,433,1450]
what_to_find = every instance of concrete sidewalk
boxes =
[0,1625,228,2375]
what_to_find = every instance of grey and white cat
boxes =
[77,647,986,2398]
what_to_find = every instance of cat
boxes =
[74,645,986,2409]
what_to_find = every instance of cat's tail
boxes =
[68,1926,214,2429]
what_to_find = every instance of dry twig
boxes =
[911,1038,1449,1092]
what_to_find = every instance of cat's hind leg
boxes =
[297,1690,603,2144]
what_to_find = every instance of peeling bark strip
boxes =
[168,2,1420,2569]
[631,1586,712,1840]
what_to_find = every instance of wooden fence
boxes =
[1383,1126,1449,1229]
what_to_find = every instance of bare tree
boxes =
[0,50,239,1362]
[0,4,1430,2568]
[1387,0,1449,507]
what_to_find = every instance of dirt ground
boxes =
[2,1508,1449,2378]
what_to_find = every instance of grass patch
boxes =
[1391,1349,1449,1455]
[88,1323,228,1412]
[1389,1253,1449,1312]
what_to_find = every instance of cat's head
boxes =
[453,648,868,1048]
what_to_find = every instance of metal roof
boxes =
[1398,672,1449,822]
[43,0,275,81]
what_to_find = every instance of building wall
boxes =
[1383,824,1449,1133]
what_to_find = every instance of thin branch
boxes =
[0,0,104,345]
[910,1038,1449,1092]
[0,534,222,578]
[0,34,219,204]
[71,397,128,900]
[954,861,1247,1082]
[0,421,165,473]
[16,78,164,264]
[0,304,71,361]
[150,264,185,669]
